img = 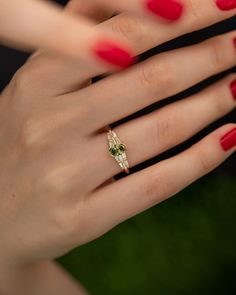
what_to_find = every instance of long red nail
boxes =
[230,80,236,100]
[220,128,236,151]
[146,0,184,21]
[216,0,236,10]
[93,41,135,68]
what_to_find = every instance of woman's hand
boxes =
[0,0,186,70]
[0,2,236,292]
[1,0,235,71]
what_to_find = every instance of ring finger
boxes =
[91,75,236,186]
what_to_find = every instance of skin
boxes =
[0,0,184,71]
[0,1,236,294]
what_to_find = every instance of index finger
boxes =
[0,0,135,69]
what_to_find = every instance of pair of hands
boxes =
[0,0,236,293]
[0,0,185,69]
[0,0,234,69]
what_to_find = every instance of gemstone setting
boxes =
[109,143,126,157]
[107,129,129,174]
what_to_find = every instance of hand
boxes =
[0,1,236,290]
[0,0,186,70]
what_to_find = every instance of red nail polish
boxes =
[216,0,236,10]
[230,80,236,100]
[220,128,236,151]
[146,0,183,21]
[233,37,236,49]
[93,40,135,68]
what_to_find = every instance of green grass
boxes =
[58,174,236,295]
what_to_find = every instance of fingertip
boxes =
[145,0,184,22]
[92,39,137,68]
[220,126,236,152]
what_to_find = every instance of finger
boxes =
[63,0,236,82]
[71,31,236,131]
[66,0,114,22]
[25,0,236,96]
[84,0,184,23]
[18,0,118,97]
[91,75,236,186]
[0,0,134,70]
[102,1,236,56]
[85,124,236,240]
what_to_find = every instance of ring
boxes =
[107,128,130,174]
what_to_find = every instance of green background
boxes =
[59,174,236,295]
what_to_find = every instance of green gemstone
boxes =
[109,144,126,157]
[109,147,118,156]
[119,144,126,153]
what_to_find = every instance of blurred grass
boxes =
[58,174,236,295]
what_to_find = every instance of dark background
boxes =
[0,1,235,294]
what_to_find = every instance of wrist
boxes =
[0,259,39,294]
[0,260,89,295]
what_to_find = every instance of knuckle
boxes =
[137,61,175,94]
[187,0,214,24]
[153,115,175,148]
[138,63,156,88]
[111,14,143,43]
[19,109,62,149]
[41,166,73,197]
[40,163,86,198]
[187,0,222,28]
[208,37,226,70]
[19,109,63,149]
[20,117,46,149]
[188,0,204,21]
[214,88,232,115]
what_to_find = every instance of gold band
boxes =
[107,128,130,174]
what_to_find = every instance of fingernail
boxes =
[220,128,236,151]
[216,0,236,10]
[93,40,135,68]
[230,79,236,100]
[146,0,184,21]
[233,37,236,49]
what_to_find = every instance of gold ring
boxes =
[107,128,130,174]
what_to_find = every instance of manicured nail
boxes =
[233,37,236,49]
[146,0,184,21]
[216,0,236,10]
[93,40,135,68]
[230,80,236,100]
[220,128,236,151]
